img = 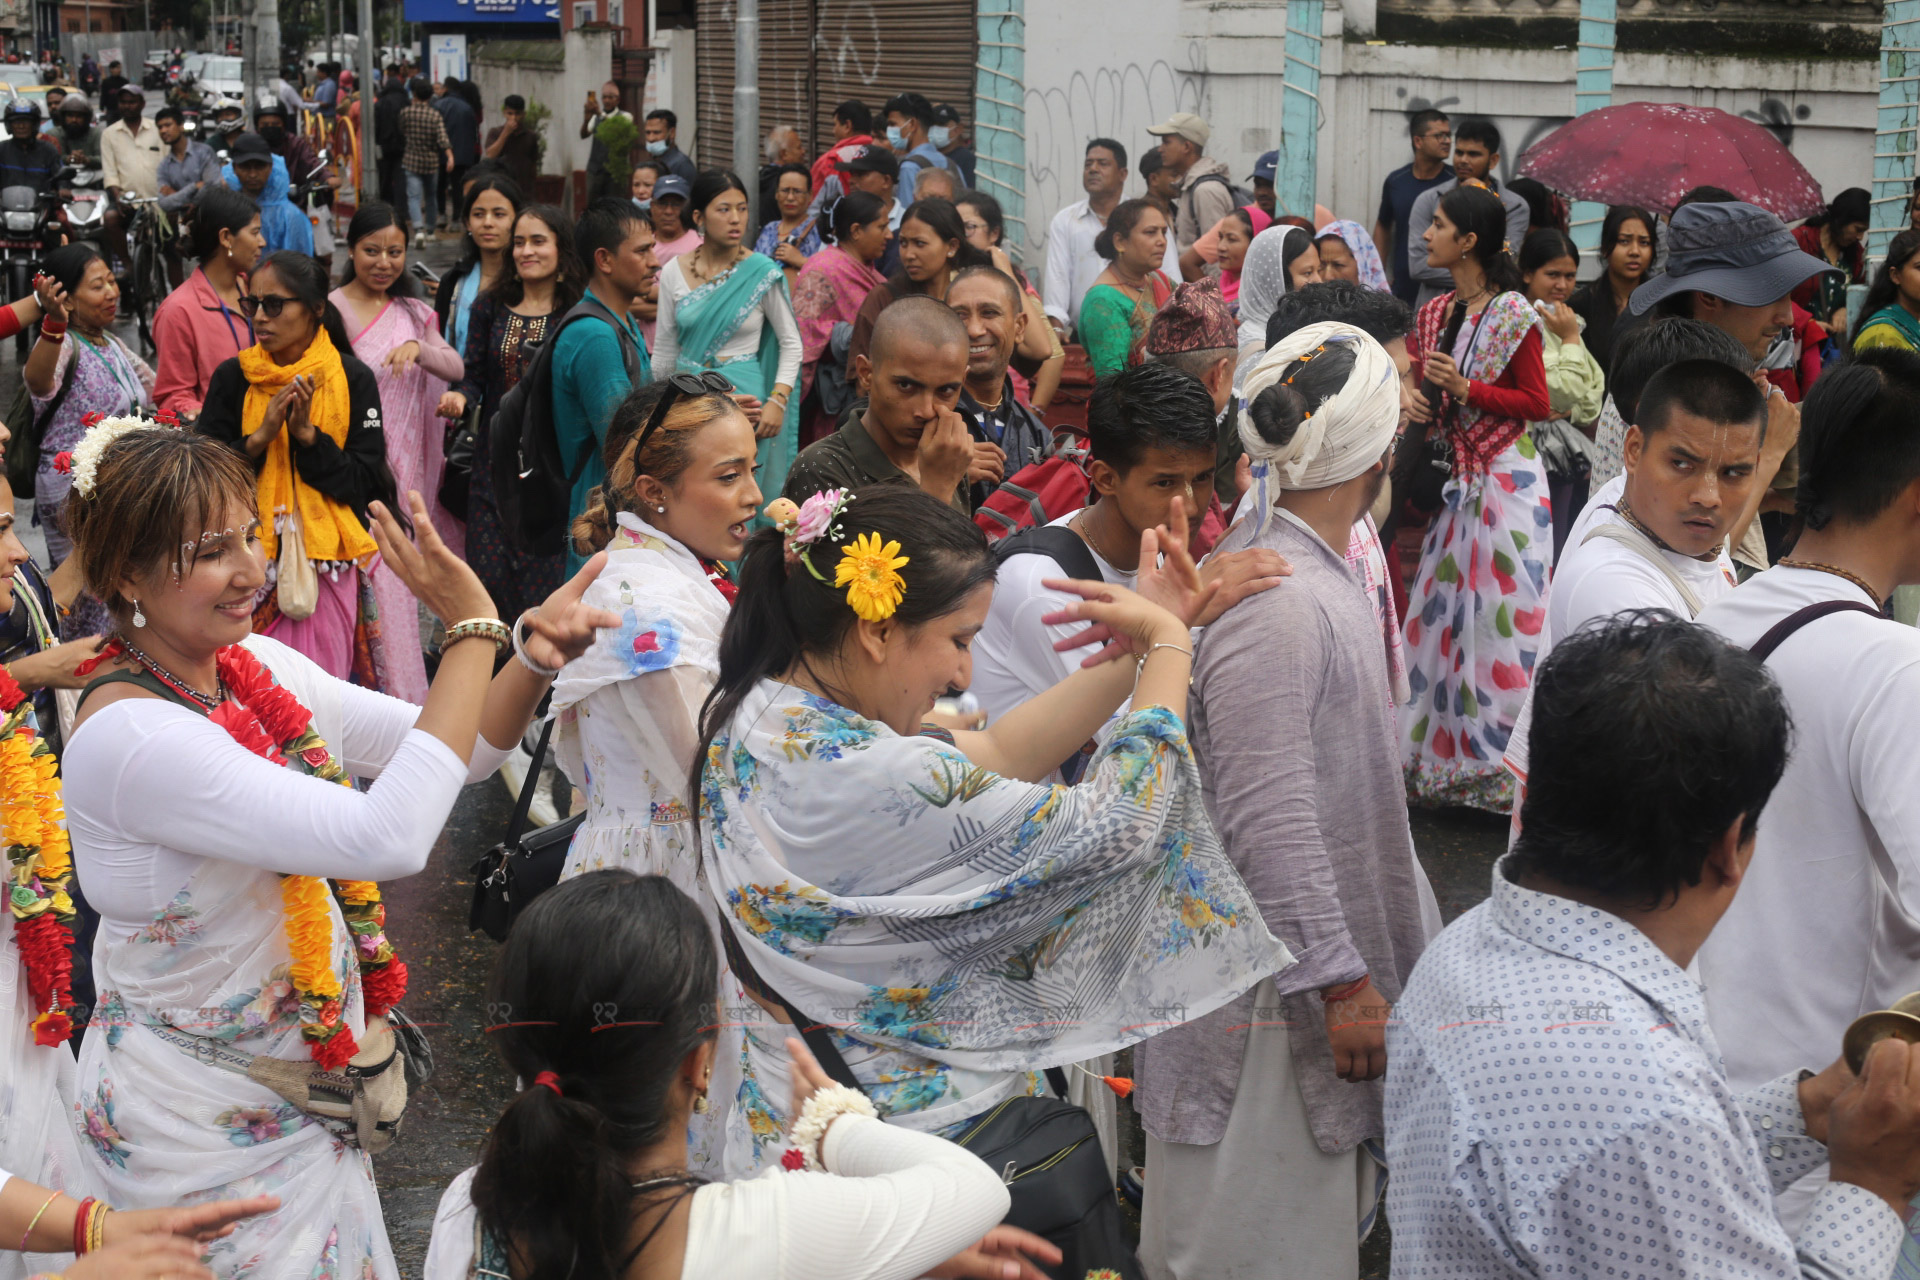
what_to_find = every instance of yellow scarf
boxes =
[237,326,378,564]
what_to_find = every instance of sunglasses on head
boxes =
[632,371,737,457]
[237,293,298,319]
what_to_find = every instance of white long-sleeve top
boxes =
[650,255,804,392]
[423,1113,1011,1280]
[64,633,512,932]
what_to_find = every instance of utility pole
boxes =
[357,0,375,206]
[732,0,758,225]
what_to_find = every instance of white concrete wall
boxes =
[472,28,616,180]
[1017,0,1876,284]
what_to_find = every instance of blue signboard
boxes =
[403,0,558,24]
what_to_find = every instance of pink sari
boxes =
[332,290,466,705]
[793,244,886,399]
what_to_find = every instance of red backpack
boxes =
[972,430,1094,543]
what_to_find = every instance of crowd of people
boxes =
[2,67,1920,1280]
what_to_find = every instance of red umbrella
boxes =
[1515,102,1825,220]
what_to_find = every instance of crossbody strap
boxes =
[1748,599,1884,662]
[505,717,557,842]
[1581,522,1706,617]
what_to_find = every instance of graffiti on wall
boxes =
[1023,47,1206,261]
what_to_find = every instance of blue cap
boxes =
[1249,150,1278,183]
[652,174,692,201]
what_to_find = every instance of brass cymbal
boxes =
[1843,993,1920,1075]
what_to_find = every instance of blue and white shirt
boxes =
[1385,856,1903,1278]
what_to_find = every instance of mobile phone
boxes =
[410,262,440,285]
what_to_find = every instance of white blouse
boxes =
[650,256,804,391]
[64,634,512,933]
[422,1113,1011,1280]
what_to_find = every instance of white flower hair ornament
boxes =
[54,409,175,499]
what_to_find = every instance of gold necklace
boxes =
[1073,510,1123,567]
[1777,558,1883,602]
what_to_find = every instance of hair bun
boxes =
[1247,382,1312,453]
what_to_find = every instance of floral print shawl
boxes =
[698,680,1290,1173]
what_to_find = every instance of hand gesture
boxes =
[34,272,67,325]
[521,553,622,670]
[368,490,495,626]
[783,1035,843,1162]
[65,1235,216,1280]
[916,407,973,496]
[1540,300,1581,344]
[926,1226,1065,1280]
[103,1195,281,1246]
[967,439,1005,486]
[285,376,317,446]
[1191,546,1291,627]
[385,339,421,376]
[437,390,467,419]
[256,380,300,444]
[756,395,785,440]
[1038,574,1188,669]
[1423,352,1469,399]
[1043,498,1217,663]
[773,241,806,268]
[1755,374,1801,468]
[1325,978,1389,1082]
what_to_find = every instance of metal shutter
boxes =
[694,0,816,170]
[811,0,976,157]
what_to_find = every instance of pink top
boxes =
[151,268,254,419]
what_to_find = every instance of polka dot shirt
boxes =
[1383,856,1903,1278]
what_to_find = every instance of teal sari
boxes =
[1855,303,1920,353]
[674,253,794,506]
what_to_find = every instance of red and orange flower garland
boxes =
[0,667,77,1047]
[86,640,408,1069]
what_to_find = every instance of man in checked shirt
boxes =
[1386,612,1920,1279]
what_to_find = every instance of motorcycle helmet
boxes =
[57,94,92,125]
[2,99,41,132]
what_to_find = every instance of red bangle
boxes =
[71,1198,95,1256]
[1321,976,1369,1003]
[38,321,65,341]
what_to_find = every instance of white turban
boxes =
[1237,320,1401,537]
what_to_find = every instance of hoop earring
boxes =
[131,601,146,628]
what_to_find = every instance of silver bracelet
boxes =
[512,611,563,678]
[1135,641,1194,672]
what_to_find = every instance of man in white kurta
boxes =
[1696,344,1920,1226]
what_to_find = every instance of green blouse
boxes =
[1078,275,1168,376]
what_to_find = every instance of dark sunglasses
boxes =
[237,293,299,319]
[632,371,737,457]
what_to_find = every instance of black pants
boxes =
[444,163,469,224]
[379,153,406,222]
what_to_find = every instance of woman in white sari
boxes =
[695,482,1294,1179]
[553,373,757,904]
[58,426,616,1280]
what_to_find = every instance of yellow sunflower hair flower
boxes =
[834,531,910,622]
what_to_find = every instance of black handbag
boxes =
[439,401,482,522]
[1383,300,1472,542]
[468,719,584,941]
[777,992,1141,1280]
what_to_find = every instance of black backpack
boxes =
[990,523,1102,584]
[487,293,646,555]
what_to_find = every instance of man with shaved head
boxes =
[782,295,976,512]
[579,80,632,200]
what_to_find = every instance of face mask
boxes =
[632,197,650,213]
[929,126,951,149]
[645,139,667,156]
[884,126,905,149]
[63,122,87,139]
[259,125,286,147]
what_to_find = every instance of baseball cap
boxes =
[931,102,962,126]
[229,132,273,162]
[1249,150,1278,183]
[1629,201,1831,315]
[1146,112,1210,148]
[845,144,900,179]
[652,174,692,202]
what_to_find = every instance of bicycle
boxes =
[119,194,173,358]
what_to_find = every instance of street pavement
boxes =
[0,221,1511,1276]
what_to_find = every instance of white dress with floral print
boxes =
[700,680,1293,1177]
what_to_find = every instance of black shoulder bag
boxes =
[763,978,1142,1280]
[468,718,585,941]
[1382,299,1472,544]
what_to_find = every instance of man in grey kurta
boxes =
[1136,320,1441,1280]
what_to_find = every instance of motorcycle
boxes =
[0,164,71,358]
[57,165,108,250]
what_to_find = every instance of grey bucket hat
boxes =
[1629,200,1832,315]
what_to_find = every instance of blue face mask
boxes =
[884,125,905,149]
[633,197,650,213]
[645,139,667,155]
[929,126,951,149]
